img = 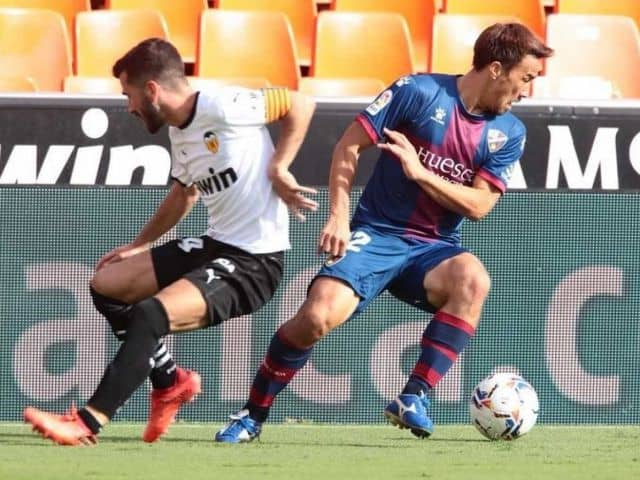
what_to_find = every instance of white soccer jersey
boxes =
[169,88,290,254]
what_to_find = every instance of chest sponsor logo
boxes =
[416,146,474,184]
[195,167,238,195]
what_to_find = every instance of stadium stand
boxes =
[196,10,300,90]
[63,75,122,94]
[544,14,640,98]
[0,76,38,92]
[557,0,640,28]
[311,11,414,85]
[187,76,271,90]
[431,14,521,75]
[330,0,435,74]
[216,0,317,68]
[0,8,71,91]
[298,77,385,97]
[445,0,546,39]
[0,0,89,36]
[74,9,168,76]
[105,0,207,63]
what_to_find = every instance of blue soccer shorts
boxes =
[315,225,467,315]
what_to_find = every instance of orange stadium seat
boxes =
[545,14,640,98]
[216,0,317,68]
[0,8,71,91]
[0,76,38,92]
[557,0,640,28]
[105,0,207,63]
[75,10,168,76]
[330,0,436,73]
[196,10,300,90]
[299,77,385,97]
[187,76,271,90]
[431,14,521,74]
[0,0,89,35]
[63,76,122,94]
[312,12,414,85]
[445,0,545,39]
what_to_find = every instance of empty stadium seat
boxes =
[431,14,521,74]
[312,11,414,85]
[63,76,122,94]
[0,76,38,92]
[0,8,72,91]
[216,0,317,68]
[106,0,206,63]
[0,0,89,35]
[187,76,271,90]
[331,0,436,73]
[557,0,640,28]
[75,9,169,76]
[545,14,640,98]
[299,77,385,97]
[445,0,545,39]
[196,10,300,90]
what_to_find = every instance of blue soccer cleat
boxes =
[215,409,262,443]
[384,392,434,438]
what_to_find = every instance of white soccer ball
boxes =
[469,373,539,440]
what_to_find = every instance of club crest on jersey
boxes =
[366,90,393,116]
[203,130,219,154]
[487,129,508,153]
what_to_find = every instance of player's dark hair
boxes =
[472,23,553,72]
[112,37,186,88]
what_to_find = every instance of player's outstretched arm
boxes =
[267,90,318,221]
[318,121,373,257]
[95,181,199,270]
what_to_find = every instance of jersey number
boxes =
[346,231,371,253]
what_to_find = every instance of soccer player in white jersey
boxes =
[23,38,317,446]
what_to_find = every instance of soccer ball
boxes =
[469,373,539,440]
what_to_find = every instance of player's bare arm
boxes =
[378,127,501,221]
[318,121,373,257]
[267,90,319,221]
[96,181,199,270]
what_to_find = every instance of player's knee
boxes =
[449,258,491,305]
[292,305,335,343]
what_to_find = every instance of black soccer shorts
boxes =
[151,235,284,326]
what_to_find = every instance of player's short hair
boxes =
[112,37,186,88]
[472,23,553,72]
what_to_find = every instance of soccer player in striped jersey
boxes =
[23,38,317,446]
[216,23,553,442]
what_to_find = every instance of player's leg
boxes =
[216,227,408,443]
[386,247,490,438]
[24,278,207,445]
[215,276,360,443]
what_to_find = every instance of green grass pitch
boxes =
[1,423,638,480]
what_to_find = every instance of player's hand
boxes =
[95,243,149,271]
[269,167,318,222]
[377,127,424,182]
[318,215,351,258]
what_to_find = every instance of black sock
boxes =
[402,376,431,397]
[244,404,270,423]
[77,408,102,435]
[149,339,177,389]
[88,297,170,418]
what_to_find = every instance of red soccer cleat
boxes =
[143,367,202,443]
[24,405,97,446]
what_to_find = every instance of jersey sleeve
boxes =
[169,144,192,187]
[476,121,526,193]
[356,76,427,143]
[216,87,291,126]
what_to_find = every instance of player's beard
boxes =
[137,97,165,134]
